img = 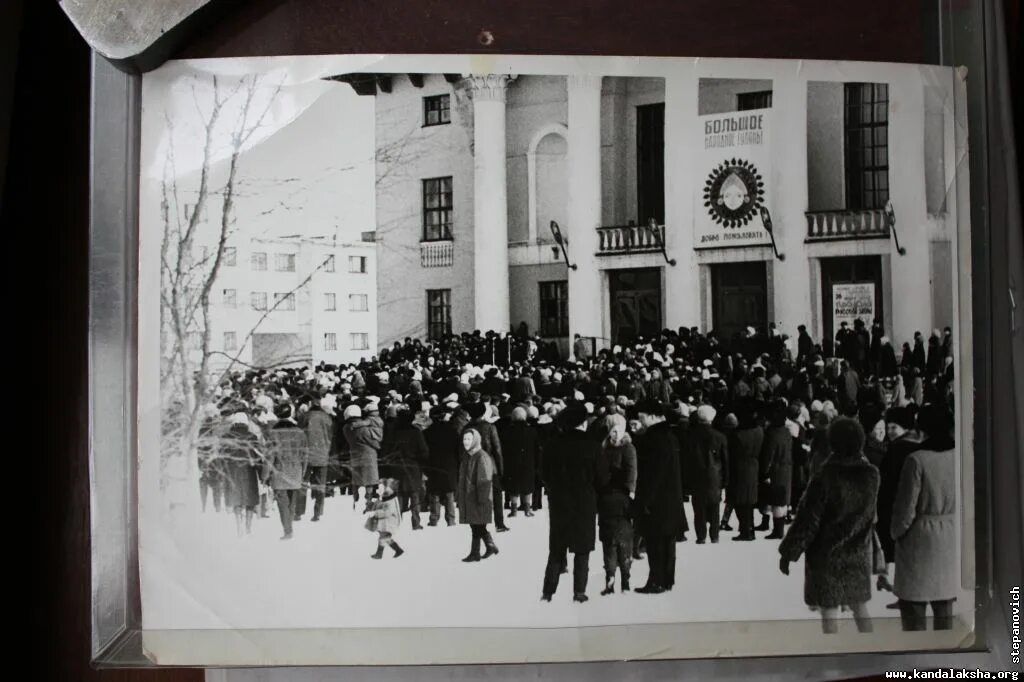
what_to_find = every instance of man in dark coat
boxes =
[500,406,539,516]
[262,403,308,540]
[423,406,460,526]
[681,404,729,543]
[468,402,509,532]
[304,398,333,522]
[541,402,600,603]
[876,406,920,589]
[797,325,814,365]
[380,409,429,529]
[834,322,855,362]
[634,399,686,594]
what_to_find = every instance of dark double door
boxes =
[712,261,768,344]
[820,255,883,356]
[610,268,662,346]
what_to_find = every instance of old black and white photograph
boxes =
[136,55,973,662]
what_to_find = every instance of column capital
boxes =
[464,74,516,102]
[566,74,603,93]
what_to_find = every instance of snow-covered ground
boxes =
[141,493,911,631]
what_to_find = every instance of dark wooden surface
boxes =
[12,0,1020,680]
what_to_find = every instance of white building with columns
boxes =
[330,60,962,358]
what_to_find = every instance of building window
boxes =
[273,293,296,311]
[350,333,369,350]
[423,94,451,126]
[349,255,367,273]
[422,176,453,241]
[324,333,337,351]
[275,253,296,272]
[223,247,236,266]
[539,281,569,337]
[324,293,337,311]
[324,255,335,272]
[223,332,237,352]
[636,103,665,225]
[349,293,368,312]
[736,90,773,111]
[251,252,267,271]
[222,289,236,307]
[426,289,452,341]
[844,82,889,211]
[251,292,267,311]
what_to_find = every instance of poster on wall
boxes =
[695,108,773,249]
[832,281,876,329]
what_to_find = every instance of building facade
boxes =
[184,233,378,370]
[335,62,959,358]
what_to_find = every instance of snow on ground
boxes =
[142,493,891,630]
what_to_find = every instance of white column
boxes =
[566,75,604,348]
[468,74,514,333]
[770,73,813,339]
[664,71,700,329]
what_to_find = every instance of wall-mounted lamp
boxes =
[549,221,577,270]
[646,218,676,266]
[884,200,907,255]
[758,206,785,261]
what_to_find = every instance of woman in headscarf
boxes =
[779,418,880,634]
[864,418,887,468]
[595,413,637,595]
[221,410,261,536]
[457,428,498,562]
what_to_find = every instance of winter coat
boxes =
[457,450,495,525]
[510,376,537,402]
[423,420,461,495]
[760,425,794,506]
[499,421,539,495]
[881,344,899,377]
[367,493,402,535]
[380,423,429,496]
[222,423,260,508]
[892,438,958,602]
[727,426,764,506]
[680,423,729,500]
[779,456,880,608]
[304,408,333,467]
[263,421,308,490]
[470,419,504,478]
[596,438,637,544]
[343,416,382,487]
[543,428,600,553]
[634,421,686,538]
[876,434,921,562]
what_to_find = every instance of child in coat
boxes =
[366,478,404,559]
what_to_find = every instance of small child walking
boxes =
[365,478,404,559]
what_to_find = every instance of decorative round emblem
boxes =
[702,159,765,228]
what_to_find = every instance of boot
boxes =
[462,536,482,562]
[766,516,785,539]
[371,545,384,559]
[601,574,615,596]
[412,515,423,531]
[755,514,771,532]
[391,541,405,558]
[482,534,499,559]
[509,507,517,518]
[720,521,733,531]
[621,571,631,592]
[573,593,589,603]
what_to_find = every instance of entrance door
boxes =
[820,255,883,356]
[711,261,768,345]
[609,268,662,346]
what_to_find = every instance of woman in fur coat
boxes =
[778,417,880,634]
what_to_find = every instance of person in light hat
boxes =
[500,406,539,517]
[343,402,383,511]
[466,402,509,532]
[680,404,728,544]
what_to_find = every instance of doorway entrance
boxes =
[609,268,662,346]
[711,261,768,347]
[820,255,883,356]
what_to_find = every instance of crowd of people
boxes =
[189,319,958,629]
